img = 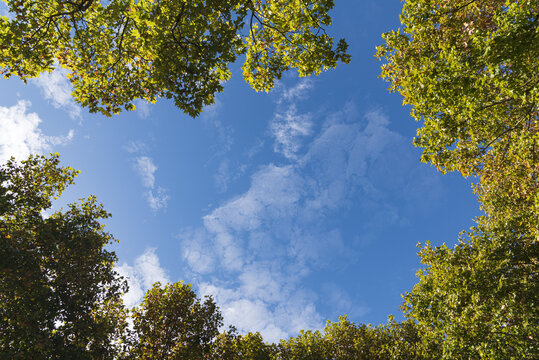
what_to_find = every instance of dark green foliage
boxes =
[0,155,128,359]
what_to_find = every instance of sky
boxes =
[0,0,481,343]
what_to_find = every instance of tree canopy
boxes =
[128,282,223,360]
[0,0,350,117]
[0,155,128,359]
[1,0,538,358]
[376,0,538,177]
[377,1,538,358]
[376,0,538,239]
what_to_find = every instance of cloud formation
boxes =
[0,100,73,163]
[271,105,313,159]
[135,156,157,188]
[146,187,169,212]
[129,149,169,212]
[32,68,82,120]
[279,79,314,103]
[178,82,441,343]
[271,80,314,159]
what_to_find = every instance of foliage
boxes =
[473,134,538,241]
[127,281,223,360]
[0,154,127,359]
[403,226,538,359]
[3,1,538,355]
[276,316,428,360]
[210,329,276,360]
[376,0,538,239]
[0,0,350,117]
[376,0,538,176]
[377,0,538,358]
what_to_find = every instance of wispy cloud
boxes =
[116,248,170,308]
[180,228,216,275]
[178,82,442,343]
[146,187,169,212]
[201,98,235,167]
[214,159,246,193]
[279,79,314,103]
[32,68,82,120]
[180,163,328,341]
[199,280,321,343]
[0,100,74,163]
[129,148,169,212]
[133,156,169,211]
[271,105,313,159]
[134,156,157,188]
[124,140,148,154]
[271,80,314,159]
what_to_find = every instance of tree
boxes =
[0,0,350,117]
[376,0,538,177]
[127,281,223,360]
[379,318,438,360]
[377,1,538,358]
[276,316,428,360]
[0,155,227,359]
[402,226,538,359]
[210,329,276,360]
[376,0,538,239]
[0,154,128,359]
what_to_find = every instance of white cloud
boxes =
[279,79,314,103]
[32,68,82,120]
[116,248,170,308]
[181,228,216,274]
[271,105,313,159]
[179,82,442,342]
[0,100,74,163]
[130,152,169,212]
[204,165,302,238]
[198,280,322,343]
[180,160,338,339]
[134,156,157,188]
[214,159,231,193]
[124,140,148,154]
[270,80,315,159]
[115,264,145,309]
[146,187,169,212]
[135,248,170,289]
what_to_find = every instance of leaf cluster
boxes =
[0,0,350,117]
[376,0,538,176]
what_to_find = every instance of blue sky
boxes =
[0,0,480,342]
